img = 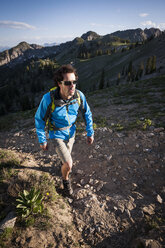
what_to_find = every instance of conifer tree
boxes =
[145,56,152,74]
[20,95,31,111]
[99,69,105,89]
[127,72,131,82]
[138,62,144,78]
[128,61,133,74]
[117,73,120,85]
[151,55,156,73]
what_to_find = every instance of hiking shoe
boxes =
[63,179,73,196]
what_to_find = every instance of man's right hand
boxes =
[40,143,48,151]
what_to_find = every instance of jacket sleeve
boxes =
[35,94,50,144]
[79,91,94,137]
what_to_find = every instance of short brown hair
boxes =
[53,64,78,87]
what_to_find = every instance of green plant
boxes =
[0,227,13,247]
[16,188,44,218]
[94,116,107,128]
[115,123,124,131]
[142,118,152,130]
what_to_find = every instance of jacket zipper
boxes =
[66,105,70,139]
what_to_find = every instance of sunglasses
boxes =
[60,81,77,86]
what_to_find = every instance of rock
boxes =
[95,145,100,150]
[118,204,125,213]
[147,133,155,137]
[75,189,88,199]
[133,159,139,165]
[154,127,164,133]
[77,169,84,175]
[89,178,94,185]
[128,196,135,202]
[132,238,162,248]
[156,194,163,204]
[80,179,85,185]
[84,184,90,189]
[125,201,136,211]
[132,183,138,190]
[0,211,17,233]
[142,205,155,215]
[96,182,104,191]
[107,154,112,161]
[116,133,125,138]
[143,148,152,152]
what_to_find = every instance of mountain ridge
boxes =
[0,27,162,67]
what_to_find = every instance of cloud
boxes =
[0,20,36,30]
[141,20,156,27]
[141,20,165,30]
[157,23,165,30]
[139,13,149,17]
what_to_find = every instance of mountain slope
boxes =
[0,28,162,67]
[111,28,162,42]
[0,75,164,247]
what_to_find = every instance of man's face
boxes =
[58,72,76,99]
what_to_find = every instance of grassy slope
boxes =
[87,74,165,130]
[56,35,165,91]
[0,75,164,131]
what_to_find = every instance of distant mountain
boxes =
[111,28,162,42]
[0,41,57,67]
[44,42,59,47]
[81,31,100,41]
[0,28,162,67]
[0,46,10,52]
[0,28,165,115]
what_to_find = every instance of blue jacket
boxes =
[35,88,94,144]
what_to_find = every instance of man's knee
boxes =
[63,160,73,172]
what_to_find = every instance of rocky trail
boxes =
[0,95,165,248]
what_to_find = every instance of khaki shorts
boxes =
[50,136,75,163]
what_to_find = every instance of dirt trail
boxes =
[0,102,165,248]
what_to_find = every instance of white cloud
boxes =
[141,20,165,30]
[139,13,149,17]
[0,20,36,30]
[157,23,165,30]
[141,20,156,27]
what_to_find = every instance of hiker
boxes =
[35,64,94,196]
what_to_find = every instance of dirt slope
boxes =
[0,77,165,248]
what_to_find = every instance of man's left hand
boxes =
[87,136,94,145]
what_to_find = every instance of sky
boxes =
[0,0,165,48]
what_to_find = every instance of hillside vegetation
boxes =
[0,29,165,115]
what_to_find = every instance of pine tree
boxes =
[20,95,31,111]
[121,66,125,76]
[151,55,156,73]
[145,57,152,74]
[99,69,105,89]
[127,72,131,82]
[117,73,120,85]
[128,61,133,74]
[138,62,144,78]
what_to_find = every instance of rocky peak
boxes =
[144,28,162,38]
[0,41,44,67]
[110,28,162,42]
[81,31,100,41]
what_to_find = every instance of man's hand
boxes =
[87,136,94,145]
[40,142,48,151]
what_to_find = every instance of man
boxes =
[35,64,94,197]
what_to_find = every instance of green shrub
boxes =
[16,188,44,218]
